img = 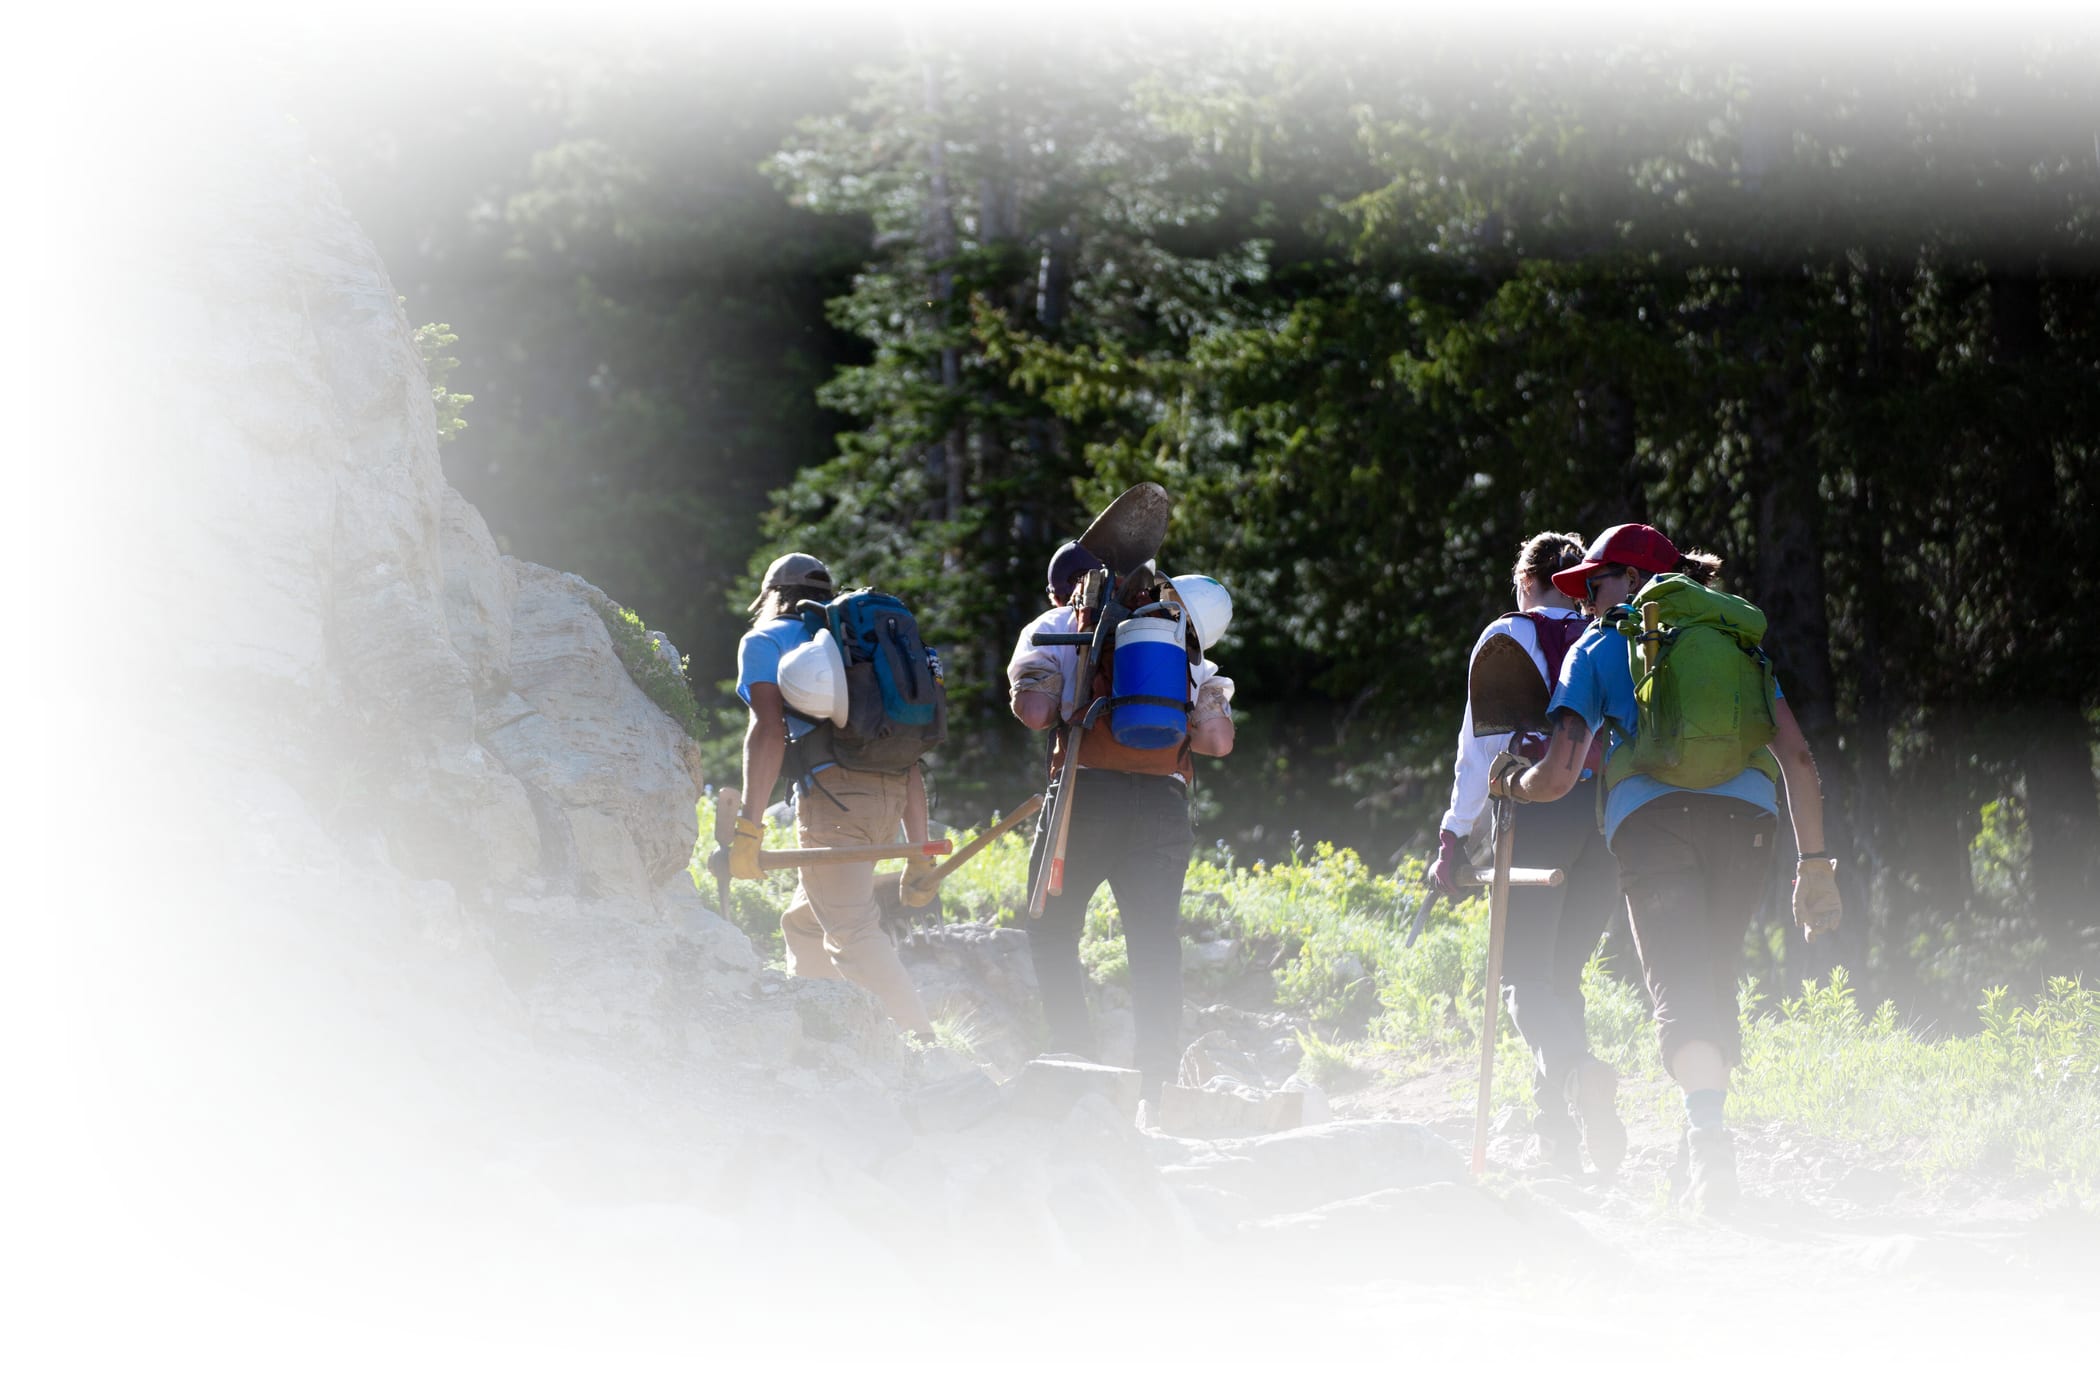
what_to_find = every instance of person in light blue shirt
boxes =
[730,552,936,1041]
[1494,523,1842,1213]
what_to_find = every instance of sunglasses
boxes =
[1584,565,1631,602]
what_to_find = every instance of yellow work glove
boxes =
[1487,750,1533,803]
[728,816,765,882]
[1793,856,1843,941]
[899,854,940,909]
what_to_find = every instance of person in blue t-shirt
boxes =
[1491,523,1843,1212]
[733,552,936,1041]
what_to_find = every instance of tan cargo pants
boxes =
[779,766,935,1038]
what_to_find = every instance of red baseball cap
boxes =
[1550,523,1682,596]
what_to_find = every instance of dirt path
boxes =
[1332,1055,2098,1303]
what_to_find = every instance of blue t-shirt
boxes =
[737,615,820,742]
[1550,624,1781,847]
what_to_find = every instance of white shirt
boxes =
[1438,607,1582,837]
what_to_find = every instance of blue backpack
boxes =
[796,589,948,772]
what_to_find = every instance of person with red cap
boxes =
[1428,531,1626,1177]
[1493,523,1843,1212]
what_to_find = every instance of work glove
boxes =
[1426,828,1471,901]
[1793,857,1843,941]
[1487,750,1533,803]
[899,854,940,909]
[728,816,765,882]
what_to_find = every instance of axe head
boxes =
[1469,632,1551,736]
[711,787,742,923]
[1078,482,1171,576]
[708,847,733,923]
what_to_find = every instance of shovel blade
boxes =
[1077,482,1171,576]
[1469,632,1551,736]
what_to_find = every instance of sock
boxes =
[1685,1089,1726,1132]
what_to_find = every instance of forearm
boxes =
[1776,749,1827,855]
[1191,714,1235,757]
[1444,718,1494,836]
[1769,700,1828,855]
[739,713,787,822]
[1012,690,1060,731]
[1512,713,1590,803]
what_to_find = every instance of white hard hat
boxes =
[779,629,848,723]
[1171,574,1233,650]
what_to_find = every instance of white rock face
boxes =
[116,100,777,1105]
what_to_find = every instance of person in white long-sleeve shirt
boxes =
[1427,532,1625,1177]
[1009,541,1236,1103]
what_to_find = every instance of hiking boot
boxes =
[1679,1126,1740,1215]
[1530,1110,1586,1178]
[1566,1060,1627,1178]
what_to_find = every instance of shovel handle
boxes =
[1030,738,1085,915]
[1473,805,1519,1176]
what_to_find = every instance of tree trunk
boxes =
[921,59,967,538]
[1744,278,1847,989]
[1989,272,2100,931]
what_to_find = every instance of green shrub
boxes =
[592,599,703,740]
[1732,970,2100,1188]
[402,301,473,443]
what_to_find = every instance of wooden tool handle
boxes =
[1458,866,1563,887]
[926,793,1045,888]
[1028,568,1106,917]
[1030,740,1084,916]
[755,839,953,872]
[1472,809,1519,1176]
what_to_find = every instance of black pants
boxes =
[1611,794,1777,1069]
[1500,776,1620,1135]
[1026,768,1196,1098]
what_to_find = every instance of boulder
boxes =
[1160,1119,1467,1217]
[1159,1081,1305,1138]
[1009,1055,1143,1120]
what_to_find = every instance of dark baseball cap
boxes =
[1549,523,1681,596]
[1047,540,1102,602]
[747,552,834,611]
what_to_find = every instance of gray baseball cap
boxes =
[747,552,834,611]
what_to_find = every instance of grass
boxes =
[1731,970,2100,1189]
[691,811,2100,1196]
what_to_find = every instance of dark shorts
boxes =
[1611,793,1777,1067]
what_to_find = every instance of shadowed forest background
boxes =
[295,21,2099,1029]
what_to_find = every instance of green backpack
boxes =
[1604,574,1781,792]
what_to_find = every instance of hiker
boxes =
[1007,541,1237,1103]
[1493,523,1842,1210]
[732,551,938,1041]
[1428,531,1627,1176]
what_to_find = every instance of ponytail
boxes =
[1675,550,1723,586]
[1513,531,1587,591]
